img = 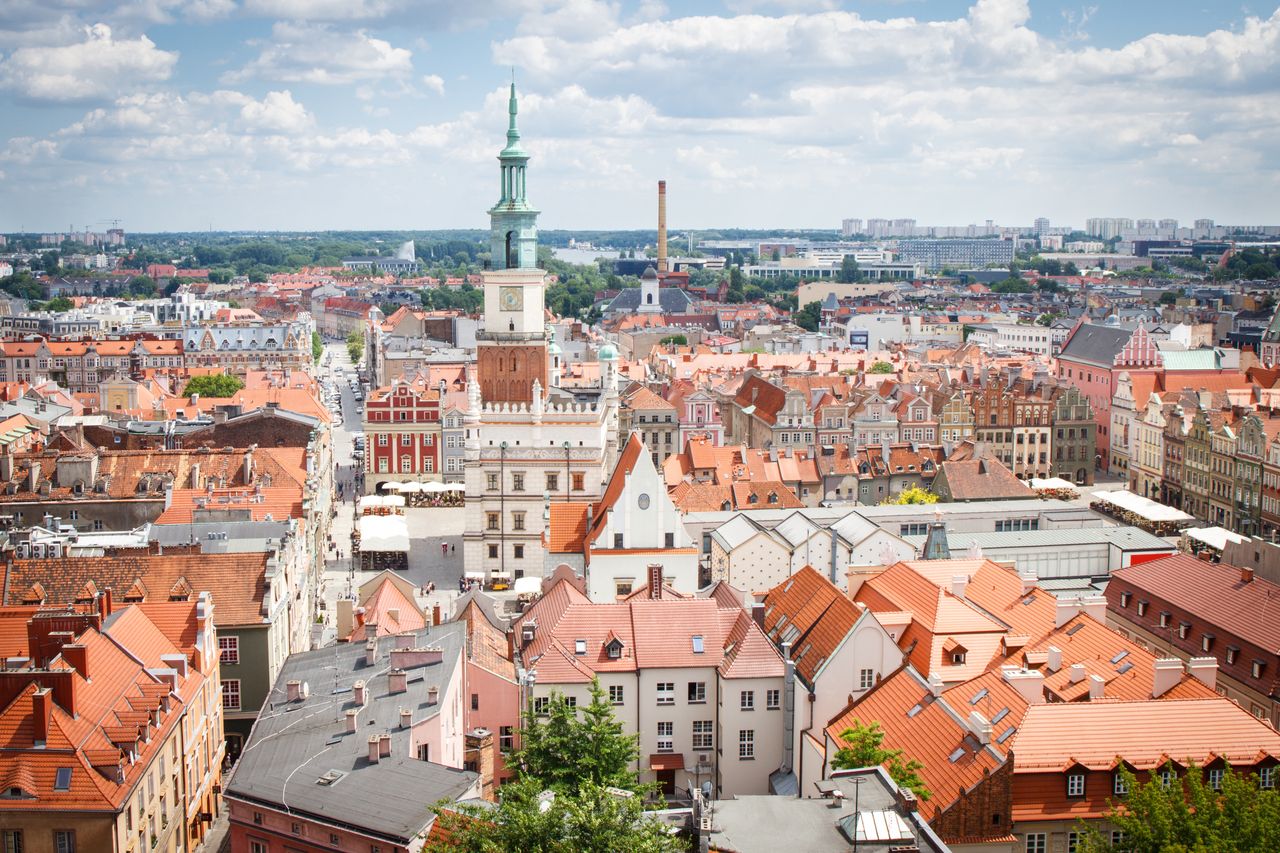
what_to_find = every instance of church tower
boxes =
[477,80,549,404]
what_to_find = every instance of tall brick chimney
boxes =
[657,180,668,275]
[648,564,663,599]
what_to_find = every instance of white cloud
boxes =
[237,89,313,132]
[222,22,413,85]
[422,74,445,95]
[0,23,178,102]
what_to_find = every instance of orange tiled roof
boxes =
[546,503,590,553]
[762,566,863,684]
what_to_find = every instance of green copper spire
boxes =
[489,75,539,269]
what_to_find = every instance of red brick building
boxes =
[362,376,443,490]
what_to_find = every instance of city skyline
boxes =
[1,0,1277,232]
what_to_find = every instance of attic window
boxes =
[991,707,1010,725]
[54,767,72,791]
[1110,650,1129,665]
[996,726,1016,744]
[574,639,587,656]
[1066,623,1084,636]
[969,688,989,706]
[692,635,704,654]
[1117,662,1134,675]
[605,640,623,660]
[948,747,966,763]
[907,703,924,718]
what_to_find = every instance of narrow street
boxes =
[316,340,471,644]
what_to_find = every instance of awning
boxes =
[464,571,486,580]
[356,515,410,552]
[649,753,685,772]
[1091,489,1194,523]
[513,576,542,595]
[489,571,512,579]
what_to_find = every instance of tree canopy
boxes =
[1077,763,1280,853]
[832,718,930,800]
[426,680,682,852]
[868,361,896,374]
[793,300,822,332]
[885,486,938,505]
[311,332,323,363]
[182,374,245,398]
[346,329,364,364]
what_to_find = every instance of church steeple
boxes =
[489,77,539,270]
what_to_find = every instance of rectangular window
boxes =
[499,726,514,752]
[1114,773,1129,795]
[487,512,500,531]
[0,833,22,853]
[222,680,241,711]
[767,689,780,710]
[378,433,388,446]
[401,433,412,445]
[656,682,674,705]
[1261,766,1275,789]
[1208,768,1223,790]
[608,685,624,704]
[471,693,479,711]
[512,511,525,531]
[1112,832,1126,846]
[572,472,584,491]
[688,682,706,703]
[249,843,266,853]
[739,729,755,760]
[657,721,673,752]
[400,455,412,472]
[613,532,624,549]
[512,473,525,492]
[488,544,499,559]
[1067,832,1080,853]
[219,636,239,665]
[692,720,713,750]
[513,544,524,559]
[859,668,875,690]
[1024,834,1046,853]
[1067,773,1085,797]
[740,690,754,710]
[533,697,549,716]
[546,473,559,492]
[487,472,498,491]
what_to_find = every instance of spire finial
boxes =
[507,72,519,140]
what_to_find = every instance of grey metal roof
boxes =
[901,526,1173,552]
[1058,322,1133,367]
[710,767,948,853]
[225,623,476,843]
[605,286,695,314]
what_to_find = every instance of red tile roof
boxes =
[762,566,864,684]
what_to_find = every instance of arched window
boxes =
[505,231,517,268]
[646,293,653,304]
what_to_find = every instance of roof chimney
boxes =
[1079,594,1107,623]
[1242,566,1255,584]
[345,708,359,733]
[427,685,440,705]
[367,734,381,764]
[353,680,367,706]
[61,644,89,680]
[1152,657,1183,698]
[378,733,392,758]
[950,574,967,600]
[400,707,412,728]
[1068,663,1086,684]
[1046,646,1062,673]
[1055,598,1078,628]
[927,672,944,698]
[32,687,52,746]
[365,639,377,666]
[648,564,663,599]
[657,180,668,275]
[1000,667,1045,705]
[286,680,302,702]
[1088,674,1105,700]
[968,711,993,745]
[1019,571,1037,595]
[1188,656,1218,690]
[388,668,407,694]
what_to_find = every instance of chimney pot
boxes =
[367,734,381,764]
[286,680,301,702]
[1242,567,1255,584]
[950,574,967,600]
[378,733,392,758]
[388,668,408,694]
[1046,646,1062,673]
[1069,663,1086,684]
[1088,674,1105,700]
[400,708,412,728]
[345,708,359,733]
[353,680,367,706]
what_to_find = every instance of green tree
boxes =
[832,719,930,800]
[40,297,75,312]
[793,300,821,332]
[839,255,861,283]
[1077,763,1280,853]
[885,486,938,505]
[425,779,683,853]
[868,361,895,374]
[1158,290,1179,306]
[346,329,365,364]
[40,251,61,273]
[991,277,1032,294]
[182,374,245,398]
[726,265,745,302]
[658,334,687,346]
[311,332,324,363]
[511,680,641,797]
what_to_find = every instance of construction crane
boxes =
[97,219,122,229]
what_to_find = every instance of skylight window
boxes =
[997,727,1016,744]
[574,639,586,656]
[1066,623,1085,636]
[692,635,704,654]
[1117,662,1134,675]
[1111,650,1129,665]
[948,747,966,763]
[991,707,1010,725]
[969,688,989,706]
[907,703,924,718]
[54,768,72,791]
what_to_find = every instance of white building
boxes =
[514,576,786,799]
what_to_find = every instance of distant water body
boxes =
[552,247,621,265]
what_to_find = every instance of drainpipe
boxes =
[781,641,796,792]
[829,528,839,585]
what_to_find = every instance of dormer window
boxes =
[1120,591,1131,608]
[605,639,623,660]
[1201,633,1215,652]
[1178,622,1191,640]
[1159,611,1170,628]
[1253,660,1266,679]
[1067,773,1085,798]
[1136,600,1147,616]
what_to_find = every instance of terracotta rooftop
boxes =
[762,566,864,684]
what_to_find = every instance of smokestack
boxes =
[657,180,668,275]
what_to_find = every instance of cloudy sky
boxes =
[0,0,1277,233]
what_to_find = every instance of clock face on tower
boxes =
[499,286,523,312]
